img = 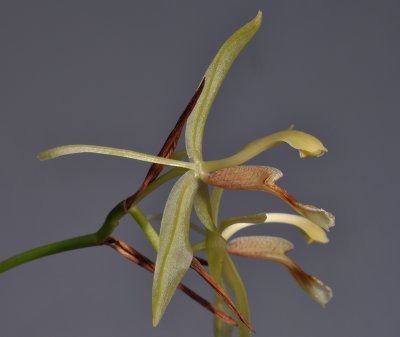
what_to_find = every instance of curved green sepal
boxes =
[203,130,328,172]
[185,11,263,163]
[223,254,251,337]
[211,187,224,226]
[38,144,194,170]
[220,213,267,234]
[194,181,216,230]
[214,283,234,337]
[205,231,233,337]
[206,230,227,283]
[221,212,328,243]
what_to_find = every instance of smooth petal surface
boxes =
[206,231,227,283]
[223,254,251,337]
[227,236,333,306]
[214,296,234,337]
[205,231,254,333]
[210,187,224,226]
[203,130,328,172]
[206,229,234,337]
[220,213,267,235]
[221,212,328,243]
[185,11,262,163]
[204,166,335,231]
[194,181,216,230]
[38,144,194,169]
[152,171,199,326]
[146,214,206,236]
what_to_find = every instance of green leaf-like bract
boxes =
[152,171,199,326]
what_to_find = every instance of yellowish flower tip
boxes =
[298,146,328,158]
[37,150,52,161]
[152,315,160,327]
[295,203,335,231]
[305,236,330,244]
[255,10,263,24]
[264,213,330,244]
[293,131,328,158]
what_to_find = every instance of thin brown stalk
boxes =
[104,237,236,327]
[123,78,205,210]
[194,256,208,266]
[190,257,255,333]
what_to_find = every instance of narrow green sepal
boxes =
[194,181,216,230]
[185,11,263,162]
[152,171,199,326]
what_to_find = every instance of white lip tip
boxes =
[308,277,333,306]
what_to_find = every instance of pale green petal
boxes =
[146,214,205,236]
[185,11,262,163]
[203,130,328,172]
[221,213,328,243]
[194,181,216,230]
[192,240,206,253]
[206,231,227,286]
[38,144,194,170]
[220,213,267,234]
[210,187,224,226]
[214,291,234,337]
[152,171,199,326]
[205,231,232,337]
[227,236,333,306]
[199,236,253,332]
[223,254,251,337]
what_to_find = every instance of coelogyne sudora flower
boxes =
[2,10,335,337]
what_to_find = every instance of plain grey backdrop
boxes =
[1,1,399,336]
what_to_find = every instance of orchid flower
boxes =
[227,236,332,306]
[37,10,335,334]
[186,184,333,337]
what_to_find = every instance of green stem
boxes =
[0,201,126,273]
[128,206,159,251]
[0,202,127,274]
[0,233,98,273]
[0,166,184,274]
[96,167,185,242]
[95,203,127,241]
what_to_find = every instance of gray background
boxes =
[1,1,399,336]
